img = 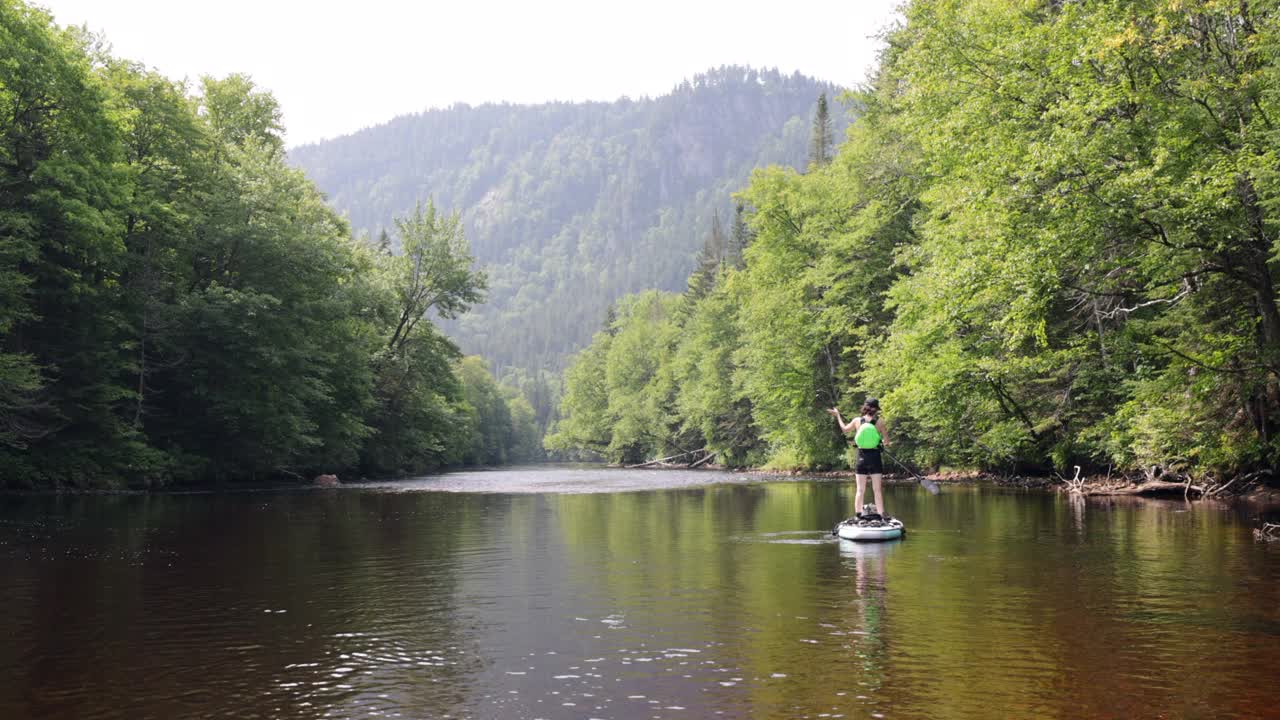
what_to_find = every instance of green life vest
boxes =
[853,416,882,449]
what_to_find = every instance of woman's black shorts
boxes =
[855,448,883,475]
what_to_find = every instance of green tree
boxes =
[198,73,284,157]
[862,0,1280,476]
[808,92,834,169]
[152,140,378,480]
[0,1,149,484]
[685,209,727,303]
[726,202,751,270]
[671,277,761,466]
[385,201,487,354]
[545,331,614,458]
[0,0,517,487]
[100,60,208,433]
[457,355,514,466]
[362,201,488,476]
[505,391,544,462]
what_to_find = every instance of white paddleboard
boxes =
[834,516,904,542]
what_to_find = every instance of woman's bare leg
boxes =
[871,473,885,515]
[854,474,867,513]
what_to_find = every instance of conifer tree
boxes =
[808,93,833,169]
[727,203,751,270]
[686,209,727,302]
[602,303,619,336]
[709,209,726,272]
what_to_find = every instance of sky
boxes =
[37,0,903,147]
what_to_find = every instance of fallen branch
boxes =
[1087,480,1205,497]
[625,448,708,469]
[1255,523,1280,542]
[689,451,717,469]
[1206,469,1272,497]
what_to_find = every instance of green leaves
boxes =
[555,0,1280,479]
[290,67,844,375]
[0,0,135,483]
[198,73,285,157]
[386,201,488,352]
[859,0,1280,475]
[0,2,517,486]
[544,330,614,458]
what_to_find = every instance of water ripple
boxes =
[0,475,1276,719]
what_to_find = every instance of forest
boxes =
[549,0,1280,484]
[0,0,540,488]
[290,68,844,394]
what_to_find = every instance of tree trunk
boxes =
[1237,175,1280,461]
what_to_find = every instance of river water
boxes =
[1,467,1277,720]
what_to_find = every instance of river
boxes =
[1,467,1277,719]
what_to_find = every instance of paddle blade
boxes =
[920,477,941,495]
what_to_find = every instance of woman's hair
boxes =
[860,398,880,418]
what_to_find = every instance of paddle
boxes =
[882,448,941,495]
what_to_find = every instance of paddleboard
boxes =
[834,516,904,542]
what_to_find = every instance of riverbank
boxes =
[639,462,1280,502]
[10,462,1280,512]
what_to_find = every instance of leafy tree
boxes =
[504,391,544,462]
[671,276,761,466]
[198,73,284,157]
[0,1,148,484]
[149,139,375,481]
[100,60,208,433]
[545,330,614,458]
[362,202,489,476]
[385,201,487,354]
[456,355,514,466]
[0,1,521,487]
[861,0,1280,476]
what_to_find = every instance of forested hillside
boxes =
[0,0,538,488]
[550,0,1280,487]
[290,68,844,375]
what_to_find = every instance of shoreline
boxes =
[6,463,1278,508]
[624,463,1280,504]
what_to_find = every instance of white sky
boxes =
[37,0,902,147]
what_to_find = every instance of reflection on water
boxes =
[0,469,1277,719]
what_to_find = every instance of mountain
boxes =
[290,66,845,375]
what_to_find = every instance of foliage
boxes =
[384,201,487,353]
[671,277,762,466]
[553,0,1280,482]
[15,0,1280,483]
[290,67,846,381]
[0,0,140,484]
[456,355,520,466]
[0,1,522,488]
[862,0,1280,477]
[544,330,613,459]
[546,291,693,464]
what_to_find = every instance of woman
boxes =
[828,398,888,519]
